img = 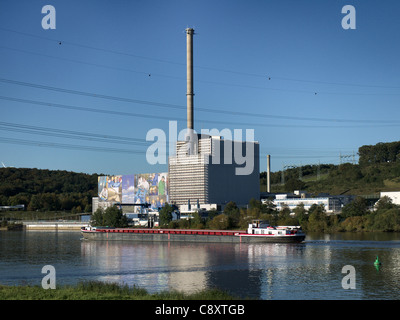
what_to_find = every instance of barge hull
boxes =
[81,231,305,243]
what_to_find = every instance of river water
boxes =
[1,230,400,300]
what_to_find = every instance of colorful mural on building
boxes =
[98,173,168,209]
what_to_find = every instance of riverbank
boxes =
[0,221,23,231]
[0,281,239,300]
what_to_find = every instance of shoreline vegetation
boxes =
[2,194,400,234]
[0,280,239,300]
[92,196,400,234]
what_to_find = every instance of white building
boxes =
[380,191,400,206]
[270,194,342,214]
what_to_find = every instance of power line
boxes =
[2,95,400,129]
[0,134,343,161]
[0,95,185,122]
[0,136,151,155]
[1,78,400,125]
[1,45,399,97]
[0,78,186,111]
[0,45,183,80]
[0,27,184,67]
[0,121,354,161]
[1,27,400,91]
[0,121,150,146]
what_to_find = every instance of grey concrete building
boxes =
[168,134,260,208]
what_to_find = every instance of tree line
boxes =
[359,141,400,165]
[0,167,98,213]
[158,197,400,233]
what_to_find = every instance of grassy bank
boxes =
[0,280,239,300]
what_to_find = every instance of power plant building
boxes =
[169,134,260,209]
[167,28,259,210]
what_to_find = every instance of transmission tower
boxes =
[339,152,356,164]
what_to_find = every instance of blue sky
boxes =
[0,0,399,175]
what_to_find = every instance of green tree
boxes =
[159,203,174,227]
[341,197,368,218]
[375,196,397,212]
[208,214,230,230]
[277,204,299,226]
[103,206,128,227]
[191,211,204,229]
[249,198,262,210]
[91,206,127,227]
[223,201,240,228]
[284,178,306,192]
[28,194,41,211]
[8,193,30,207]
[293,203,308,225]
[279,204,291,218]
[91,208,104,226]
[371,208,400,232]
[84,204,92,213]
[341,216,367,232]
[307,204,328,232]
[239,207,261,229]
[260,200,276,214]
[207,209,218,221]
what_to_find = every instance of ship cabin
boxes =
[247,220,302,236]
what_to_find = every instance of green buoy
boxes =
[374,256,382,266]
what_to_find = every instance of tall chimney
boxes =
[267,155,271,193]
[186,28,194,130]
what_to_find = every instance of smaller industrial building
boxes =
[266,190,354,214]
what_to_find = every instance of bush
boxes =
[90,206,128,227]
[370,208,400,232]
[159,203,174,227]
[341,216,368,232]
[341,197,368,218]
[306,204,328,232]
[208,214,230,230]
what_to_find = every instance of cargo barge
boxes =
[81,221,306,243]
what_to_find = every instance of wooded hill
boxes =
[261,141,400,196]
[0,167,98,212]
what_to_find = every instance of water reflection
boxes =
[80,241,311,298]
[81,241,210,293]
[3,231,400,299]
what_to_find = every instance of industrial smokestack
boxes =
[267,155,271,193]
[186,28,194,130]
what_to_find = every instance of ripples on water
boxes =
[1,230,400,299]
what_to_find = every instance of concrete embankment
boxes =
[23,221,88,230]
